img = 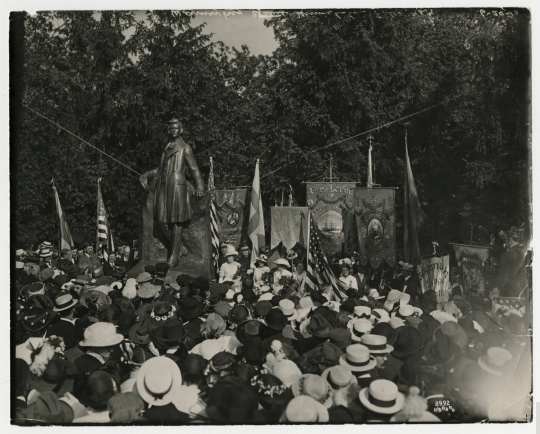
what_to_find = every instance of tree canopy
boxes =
[15,9,530,254]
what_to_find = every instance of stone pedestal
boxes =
[136,178,212,278]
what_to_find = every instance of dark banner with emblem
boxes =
[354,188,397,269]
[306,183,356,258]
[451,243,491,296]
[213,189,249,249]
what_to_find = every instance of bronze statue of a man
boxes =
[140,119,204,267]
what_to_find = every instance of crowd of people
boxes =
[13,233,531,424]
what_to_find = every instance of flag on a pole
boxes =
[403,130,424,266]
[248,159,265,266]
[52,184,74,250]
[208,157,220,275]
[305,212,347,300]
[97,179,114,261]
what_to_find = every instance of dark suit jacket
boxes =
[102,261,116,277]
[78,253,101,271]
[399,275,422,301]
[143,403,191,423]
[74,354,103,376]
[47,318,78,350]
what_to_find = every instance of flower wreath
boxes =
[150,304,177,322]
[250,375,287,398]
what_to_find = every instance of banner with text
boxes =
[306,183,356,258]
[354,188,397,269]
[418,255,451,302]
[213,189,249,249]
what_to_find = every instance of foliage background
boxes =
[14,9,531,257]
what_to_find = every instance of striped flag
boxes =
[305,211,347,300]
[208,157,220,275]
[97,180,114,261]
[248,159,265,266]
[52,184,74,250]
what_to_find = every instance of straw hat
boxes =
[478,347,513,376]
[339,344,376,372]
[321,365,357,389]
[360,334,394,354]
[137,356,183,407]
[79,322,124,347]
[372,308,391,323]
[349,319,372,342]
[52,294,78,312]
[359,379,405,415]
[271,360,302,387]
[353,306,371,319]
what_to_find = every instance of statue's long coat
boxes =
[149,137,204,224]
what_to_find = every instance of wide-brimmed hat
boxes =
[255,254,268,264]
[79,370,116,411]
[339,344,376,372]
[321,365,358,390]
[265,308,288,331]
[434,321,468,350]
[391,326,423,360]
[149,301,177,328]
[225,245,239,257]
[206,380,264,423]
[22,307,57,333]
[359,379,405,415]
[423,334,462,369]
[228,305,250,324]
[349,319,372,342]
[52,294,78,312]
[129,318,152,345]
[137,356,183,407]
[136,272,153,284]
[150,319,187,350]
[137,282,160,300]
[284,395,329,422]
[274,258,291,268]
[292,374,333,408]
[177,296,205,320]
[306,314,333,338]
[328,328,352,350]
[250,374,293,412]
[279,299,299,321]
[478,347,513,376]
[79,290,112,310]
[272,360,302,387]
[79,322,124,347]
[23,391,74,423]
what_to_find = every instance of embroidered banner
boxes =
[451,243,491,296]
[354,188,397,269]
[270,207,308,250]
[306,183,356,258]
[418,255,451,302]
[213,189,249,249]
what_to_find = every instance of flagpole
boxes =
[367,134,374,188]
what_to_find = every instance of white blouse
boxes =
[339,274,358,290]
[219,261,241,283]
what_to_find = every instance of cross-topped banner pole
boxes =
[367,134,374,188]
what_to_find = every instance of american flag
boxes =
[208,157,220,275]
[97,179,114,261]
[305,212,347,300]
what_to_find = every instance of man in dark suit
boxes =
[489,227,527,297]
[46,294,79,350]
[115,246,132,270]
[77,243,101,273]
[102,252,117,277]
[398,262,422,304]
